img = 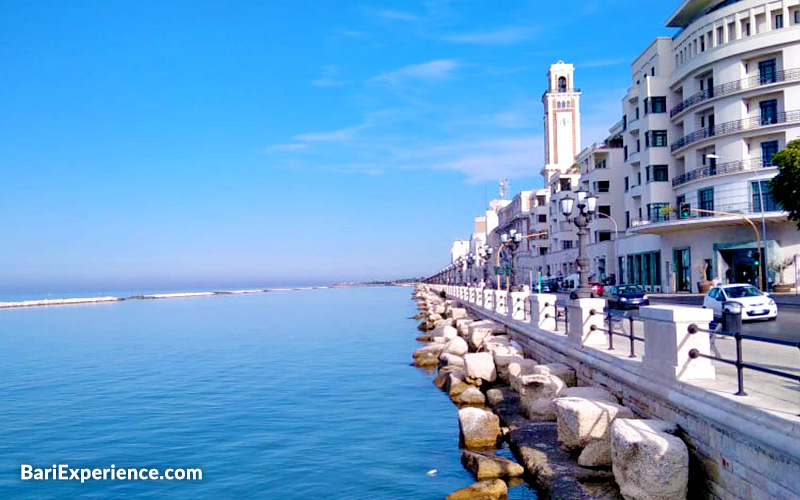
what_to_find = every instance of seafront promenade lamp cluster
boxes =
[497,229,524,291]
[479,245,494,285]
[560,188,598,299]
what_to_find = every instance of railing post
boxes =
[495,290,508,315]
[640,305,716,381]
[607,312,614,350]
[567,298,607,347]
[531,294,557,331]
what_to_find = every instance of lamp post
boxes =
[596,212,619,284]
[560,188,598,299]
[496,229,523,291]
[466,253,476,284]
[479,245,494,287]
[707,153,768,290]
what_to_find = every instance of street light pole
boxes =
[596,212,619,284]
[560,188,598,299]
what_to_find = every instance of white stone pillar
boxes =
[495,291,508,315]
[639,305,716,381]
[510,292,530,322]
[530,294,557,331]
[567,298,607,347]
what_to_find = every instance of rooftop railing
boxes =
[670,68,800,118]
[671,110,800,152]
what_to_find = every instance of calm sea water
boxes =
[0,286,536,499]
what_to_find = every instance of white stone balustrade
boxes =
[568,298,607,347]
[530,294,557,331]
[509,292,530,322]
[639,305,716,381]
[495,291,508,315]
[483,290,495,311]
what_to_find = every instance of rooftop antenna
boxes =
[499,178,509,200]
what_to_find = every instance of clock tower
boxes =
[542,61,581,181]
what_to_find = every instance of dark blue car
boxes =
[606,285,650,309]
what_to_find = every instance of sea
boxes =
[0,285,537,499]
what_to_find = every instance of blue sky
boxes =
[0,1,678,291]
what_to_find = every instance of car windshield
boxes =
[724,285,763,298]
[617,285,644,295]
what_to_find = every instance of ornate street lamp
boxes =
[561,188,598,299]
[497,229,523,291]
[479,245,494,287]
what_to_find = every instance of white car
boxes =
[702,284,778,321]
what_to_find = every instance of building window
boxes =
[645,97,666,114]
[759,99,778,125]
[596,159,607,169]
[623,146,628,161]
[761,140,779,166]
[624,176,629,192]
[752,180,779,212]
[598,205,611,217]
[637,172,642,185]
[635,107,640,120]
[538,214,547,223]
[653,164,669,182]
[597,180,610,193]
[759,59,777,84]
[645,165,650,182]
[540,248,548,255]
[795,11,799,24]
[775,13,784,29]
[625,211,630,228]
[562,240,574,250]
[699,187,714,216]
[744,22,751,36]
[558,76,567,92]
[648,203,670,222]
[647,130,668,147]
[560,179,572,191]
[598,231,612,242]
[636,139,641,152]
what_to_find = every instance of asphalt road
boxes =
[649,295,800,342]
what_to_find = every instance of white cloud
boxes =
[579,58,629,68]
[294,125,362,143]
[433,136,543,183]
[438,26,537,45]
[371,59,459,86]
[313,65,347,87]
[267,143,308,152]
[379,9,421,22]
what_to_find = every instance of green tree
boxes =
[769,138,800,229]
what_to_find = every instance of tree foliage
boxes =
[769,138,800,230]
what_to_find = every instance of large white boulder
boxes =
[456,318,475,336]
[494,354,526,383]
[442,325,459,340]
[446,479,507,500]
[555,397,635,453]
[441,336,469,357]
[458,407,501,449]
[469,327,495,351]
[440,352,466,367]
[517,374,566,420]
[507,359,541,392]
[612,419,688,500]
[461,451,524,480]
[449,307,469,320]
[532,363,577,387]
[464,352,497,383]
[451,386,486,405]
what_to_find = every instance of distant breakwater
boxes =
[0,285,350,310]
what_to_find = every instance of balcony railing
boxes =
[672,158,768,187]
[671,110,800,152]
[631,201,782,228]
[541,87,582,100]
[670,68,800,118]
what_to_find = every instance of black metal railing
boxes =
[687,322,800,403]
[545,300,569,334]
[587,308,645,356]
[630,200,782,228]
[670,68,800,118]
[672,157,765,187]
[671,110,800,152]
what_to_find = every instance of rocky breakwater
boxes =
[412,285,692,500]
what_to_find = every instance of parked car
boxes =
[702,284,777,321]
[589,282,604,296]
[605,285,649,309]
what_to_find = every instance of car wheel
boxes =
[768,316,777,321]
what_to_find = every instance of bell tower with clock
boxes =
[541,61,581,181]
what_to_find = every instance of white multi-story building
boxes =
[620,0,800,292]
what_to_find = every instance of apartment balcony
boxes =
[628,151,641,164]
[671,110,800,153]
[670,68,800,119]
[630,201,786,235]
[672,158,771,188]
